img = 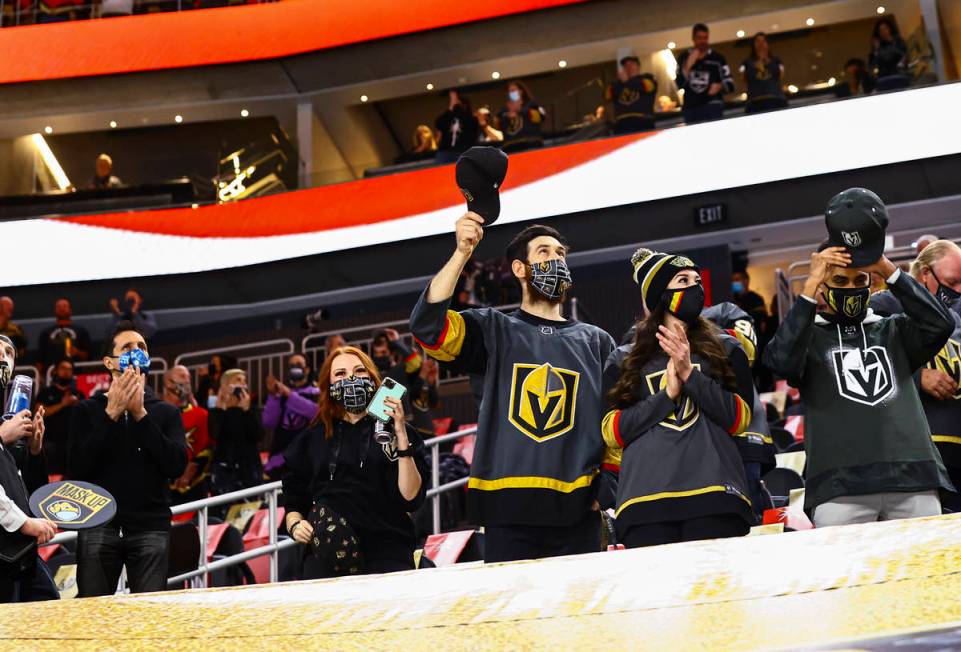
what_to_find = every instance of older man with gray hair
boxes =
[872,239,961,511]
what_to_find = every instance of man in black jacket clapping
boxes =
[68,321,187,597]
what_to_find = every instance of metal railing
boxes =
[41,426,480,590]
[174,339,295,406]
[58,357,169,395]
[423,427,476,535]
[43,481,291,590]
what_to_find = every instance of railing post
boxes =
[431,444,441,535]
[268,487,278,583]
[198,505,209,589]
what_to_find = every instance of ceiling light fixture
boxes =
[736,30,745,38]
[174,115,183,123]
[667,41,676,49]
[491,71,501,80]
[558,60,567,68]
[240,109,249,117]
[109,120,117,128]
[806,17,815,26]
[877,6,885,14]
[43,126,53,134]
[426,83,434,90]
[360,95,369,102]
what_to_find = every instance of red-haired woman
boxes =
[283,346,428,577]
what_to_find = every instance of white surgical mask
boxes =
[509,90,522,102]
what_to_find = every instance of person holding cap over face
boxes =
[410,146,618,563]
[763,188,954,527]
[603,250,755,547]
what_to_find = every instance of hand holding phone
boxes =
[367,378,407,424]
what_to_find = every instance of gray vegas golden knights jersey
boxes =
[409,287,617,528]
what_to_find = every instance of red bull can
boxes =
[3,375,33,420]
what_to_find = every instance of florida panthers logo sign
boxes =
[832,346,895,406]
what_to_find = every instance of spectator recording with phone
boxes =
[109,289,157,339]
[282,346,427,578]
[263,354,320,456]
[36,359,85,475]
[871,240,961,511]
[37,298,91,374]
[67,321,187,597]
[163,365,213,506]
[208,368,264,494]
[0,335,59,603]
[676,23,735,124]
[475,106,504,144]
[196,354,238,410]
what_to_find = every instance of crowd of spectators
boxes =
[395,15,920,167]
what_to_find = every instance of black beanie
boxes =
[631,248,700,312]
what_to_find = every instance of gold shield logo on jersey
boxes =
[931,338,961,399]
[645,364,701,431]
[508,363,580,442]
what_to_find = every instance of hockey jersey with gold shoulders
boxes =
[409,287,617,527]
[601,333,755,530]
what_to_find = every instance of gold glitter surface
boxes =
[5,514,961,651]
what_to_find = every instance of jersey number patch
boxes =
[508,363,580,443]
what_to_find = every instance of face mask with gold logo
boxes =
[824,285,871,325]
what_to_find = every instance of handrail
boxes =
[41,425,478,584]
[173,339,295,367]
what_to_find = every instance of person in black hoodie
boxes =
[68,321,187,597]
[0,335,59,603]
[282,345,427,577]
[763,189,953,527]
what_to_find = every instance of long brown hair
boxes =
[608,304,737,409]
[311,346,382,438]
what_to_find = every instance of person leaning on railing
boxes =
[282,346,427,578]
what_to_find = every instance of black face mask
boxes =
[288,365,306,383]
[329,376,376,414]
[931,269,961,309]
[528,259,573,302]
[824,285,871,324]
[372,356,392,372]
[55,376,73,387]
[660,284,705,324]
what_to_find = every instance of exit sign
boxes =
[695,204,726,227]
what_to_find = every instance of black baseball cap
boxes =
[455,146,508,224]
[824,188,889,267]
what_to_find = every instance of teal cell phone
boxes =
[367,377,407,423]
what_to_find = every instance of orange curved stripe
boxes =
[61,132,653,238]
[0,0,587,85]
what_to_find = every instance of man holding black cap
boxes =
[606,55,657,134]
[763,188,954,527]
[410,146,618,563]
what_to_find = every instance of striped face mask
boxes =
[661,284,705,324]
